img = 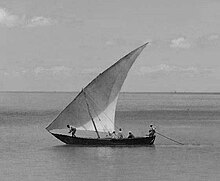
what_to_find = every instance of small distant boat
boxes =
[46,43,155,146]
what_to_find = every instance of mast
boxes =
[83,90,100,138]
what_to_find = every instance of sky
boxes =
[0,0,220,92]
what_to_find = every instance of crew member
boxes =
[67,125,76,137]
[117,128,123,139]
[148,124,156,137]
[127,131,135,138]
[111,131,117,139]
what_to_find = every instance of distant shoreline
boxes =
[0,91,220,95]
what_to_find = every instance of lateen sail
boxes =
[46,43,148,134]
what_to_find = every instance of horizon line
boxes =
[0,91,220,94]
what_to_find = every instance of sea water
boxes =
[0,92,219,181]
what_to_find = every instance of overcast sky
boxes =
[0,0,220,92]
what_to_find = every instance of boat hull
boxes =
[51,133,156,146]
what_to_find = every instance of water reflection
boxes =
[46,145,156,180]
[50,145,156,161]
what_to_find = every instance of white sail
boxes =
[46,43,148,134]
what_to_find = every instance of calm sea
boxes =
[0,92,220,181]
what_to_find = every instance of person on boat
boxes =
[117,128,123,139]
[127,131,135,139]
[106,131,111,138]
[67,125,76,137]
[106,131,114,138]
[111,131,117,139]
[148,124,156,137]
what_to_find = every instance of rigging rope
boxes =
[89,100,110,132]
[83,90,100,138]
[84,91,120,130]
[156,132,184,145]
[84,90,111,132]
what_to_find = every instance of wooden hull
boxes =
[51,133,156,146]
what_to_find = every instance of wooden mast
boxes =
[83,90,100,138]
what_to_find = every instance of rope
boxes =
[83,90,111,133]
[156,132,184,145]
[88,99,109,132]
[83,90,100,138]
[84,91,120,130]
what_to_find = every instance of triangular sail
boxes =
[46,43,148,134]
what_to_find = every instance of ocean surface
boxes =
[0,92,220,181]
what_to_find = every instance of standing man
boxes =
[148,124,156,137]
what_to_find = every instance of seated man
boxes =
[127,131,135,139]
[67,125,76,137]
[111,131,118,139]
[117,128,123,139]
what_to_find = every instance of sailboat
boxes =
[46,42,156,146]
